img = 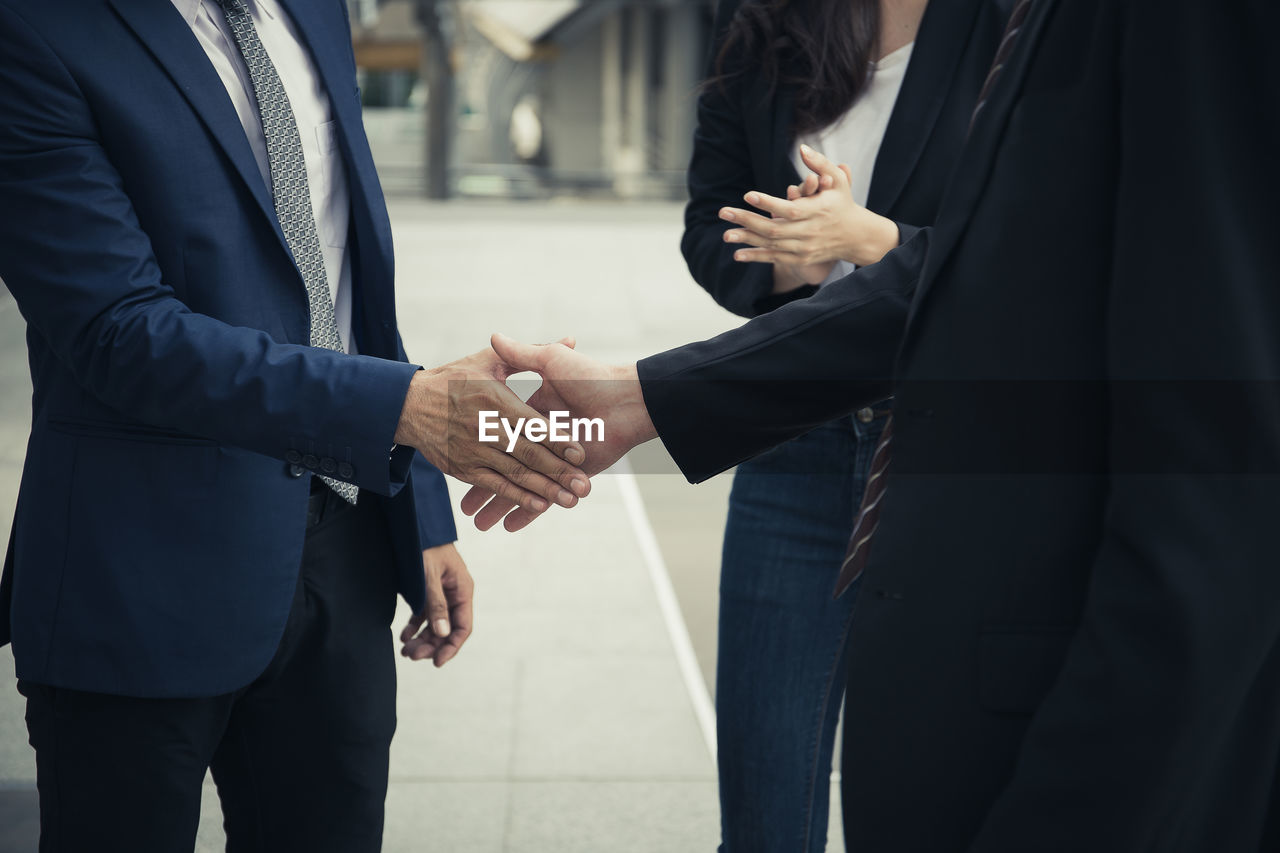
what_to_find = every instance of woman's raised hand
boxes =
[719,145,901,284]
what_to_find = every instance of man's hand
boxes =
[460,334,657,532]
[400,543,473,667]
[395,347,591,515]
[720,145,900,271]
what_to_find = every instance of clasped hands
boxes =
[391,336,647,665]
[719,144,900,292]
[396,334,654,533]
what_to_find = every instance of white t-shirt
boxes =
[793,41,915,286]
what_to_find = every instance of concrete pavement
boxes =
[0,202,849,851]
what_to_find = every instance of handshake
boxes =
[394,334,657,532]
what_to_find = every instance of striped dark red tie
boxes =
[832,0,1035,599]
[970,0,1035,131]
[833,416,895,598]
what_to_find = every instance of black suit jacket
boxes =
[640,0,1280,849]
[683,0,1011,318]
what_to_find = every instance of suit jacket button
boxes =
[320,457,337,474]
[337,462,355,479]
[303,454,320,470]
[286,463,306,478]
[856,407,875,424]
[285,450,302,464]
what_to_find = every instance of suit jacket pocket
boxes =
[978,625,1076,714]
[46,416,217,446]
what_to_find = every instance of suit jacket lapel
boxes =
[902,0,1061,332]
[769,85,801,191]
[273,0,365,188]
[766,0,991,211]
[741,71,801,196]
[107,0,289,255]
[275,0,396,319]
[868,0,985,213]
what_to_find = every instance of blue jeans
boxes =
[716,411,887,853]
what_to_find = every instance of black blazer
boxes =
[640,0,1280,849]
[683,0,1012,318]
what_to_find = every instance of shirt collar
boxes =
[171,0,201,26]
[172,0,277,26]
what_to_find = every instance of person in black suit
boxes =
[681,1,1007,848]
[464,0,1280,848]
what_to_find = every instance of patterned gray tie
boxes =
[214,0,357,504]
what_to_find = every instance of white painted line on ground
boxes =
[615,458,718,763]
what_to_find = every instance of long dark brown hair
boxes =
[712,0,882,137]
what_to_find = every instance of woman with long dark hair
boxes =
[682,1,1011,849]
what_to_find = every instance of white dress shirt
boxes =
[170,0,356,352]
[794,41,915,286]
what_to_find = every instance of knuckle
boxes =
[506,463,531,487]
[517,441,540,465]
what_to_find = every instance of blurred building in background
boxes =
[348,0,716,200]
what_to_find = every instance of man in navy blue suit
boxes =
[0,0,590,849]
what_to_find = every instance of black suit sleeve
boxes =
[638,228,928,482]
[969,1,1280,849]
[680,0,781,319]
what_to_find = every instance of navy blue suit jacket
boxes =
[0,0,457,697]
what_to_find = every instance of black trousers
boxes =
[19,492,400,853]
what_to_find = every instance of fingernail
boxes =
[571,478,588,497]
[531,497,549,512]
[801,144,812,155]
[725,232,739,242]
[565,447,585,464]
[745,193,759,204]
[434,619,450,637]
[735,251,748,261]
[557,489,576,507]
[721,210,736,221]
